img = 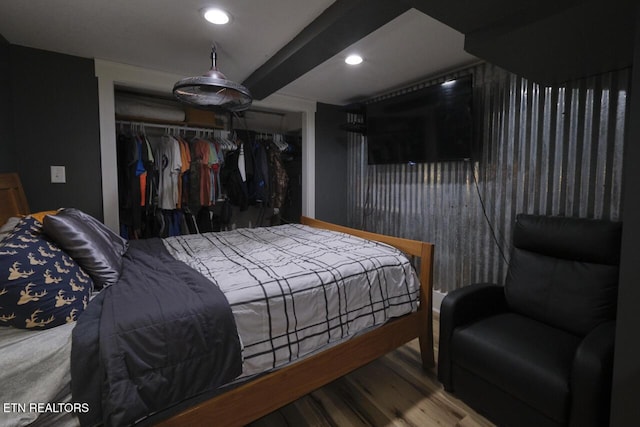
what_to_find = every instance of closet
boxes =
[114,89,302,239]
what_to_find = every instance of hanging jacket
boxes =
[221,143,253,211]
[116,133,142,237]
[251,140,270,205]
[267,141,289,210]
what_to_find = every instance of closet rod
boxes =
[248,109,286,117]
[115,120,222,133]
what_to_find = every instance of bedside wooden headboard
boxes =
[0,173,30,225]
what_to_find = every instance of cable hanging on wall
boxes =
[468,160,510,267]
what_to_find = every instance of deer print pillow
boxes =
[0,217,92,330]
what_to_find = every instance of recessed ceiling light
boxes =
[345,54,363,65]
[203,8,230,25]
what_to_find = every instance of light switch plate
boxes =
[50,166,66,184]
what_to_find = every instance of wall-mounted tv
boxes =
[366,75,474,165]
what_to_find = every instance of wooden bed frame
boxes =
[158,217,434,426]
[0,173,434,427]
[0,173,30,225]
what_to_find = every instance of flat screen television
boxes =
[366,75,474,165]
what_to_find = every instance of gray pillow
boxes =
[43,208,128,289]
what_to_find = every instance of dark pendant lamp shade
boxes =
[173,46,252,112]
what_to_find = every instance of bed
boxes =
[0,173,30,225]
[0,172,434,427]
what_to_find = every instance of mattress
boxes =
[162,224,421,377]
[0,322,76,427]
[0,224,420,426]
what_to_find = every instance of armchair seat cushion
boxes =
[452,313,582,423]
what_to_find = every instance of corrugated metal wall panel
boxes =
[347,63,629,292]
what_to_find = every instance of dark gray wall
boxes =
[315,102,347,226]
[9,45,103,220]
[0,34,17,171]
[610,7,640,427]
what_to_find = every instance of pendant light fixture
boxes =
[173,45,252,113]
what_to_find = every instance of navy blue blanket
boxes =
[71,238,242,426]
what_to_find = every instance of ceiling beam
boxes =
[410,0,635,86]
[242,0,412,100]
[408,0,590,34]
[462,0,636,85]
[244,0,635,99]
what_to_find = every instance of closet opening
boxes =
[113,87,302,240]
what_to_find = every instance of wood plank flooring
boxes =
[247,314,495,427]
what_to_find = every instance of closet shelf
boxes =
[115,114,225,130]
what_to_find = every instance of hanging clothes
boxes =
[192,138,211,206]
[148,135,182,210]
[267,140,289,210]
[252,139,270,204]
[208,140,219,205]
[221,141,253,211]
[214,141,225,202]
[117,123,294,236]
[176,136,191,208]
[116,133,142,237]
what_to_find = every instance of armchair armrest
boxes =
[437,283,507,390]
[569,320,616,427]
[440,283,507,328]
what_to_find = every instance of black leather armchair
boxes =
[438,214,622,427]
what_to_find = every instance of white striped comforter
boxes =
[162,223,420,377]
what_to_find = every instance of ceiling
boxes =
[0,0,478,106]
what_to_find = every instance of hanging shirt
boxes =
[268,141,289,209]
[208,140,218,204]
[176,137,192,207]
[214,141,225,202]
[141,135,157,209]
[149,135,182,210]
[192,138,211,206]
[238,143,246,182]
